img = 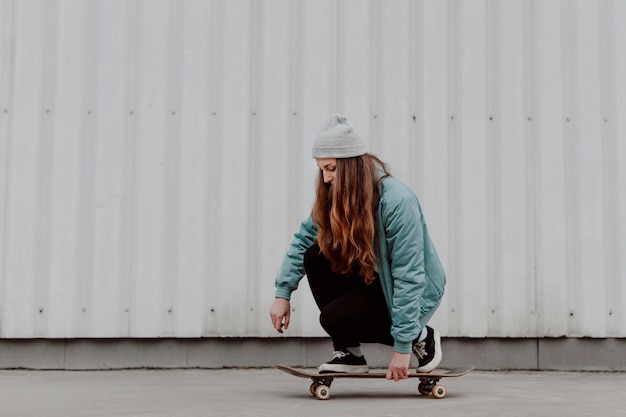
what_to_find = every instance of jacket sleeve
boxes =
[274,215,318,300]
[382,194,426,353]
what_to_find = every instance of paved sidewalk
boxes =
[0,368,624,417]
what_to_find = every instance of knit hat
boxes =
[311,114,367,158]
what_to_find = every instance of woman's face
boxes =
[316,158,337,184]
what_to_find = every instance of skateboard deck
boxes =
[276,364,473,400]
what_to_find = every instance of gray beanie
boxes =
[311,114,367,158]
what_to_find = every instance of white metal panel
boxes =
[89,0,134,337]
[0,0,13,337]
[613,0,626,336]
[4,0,48,337]
[418,0,451,333]
[256,0,292,336]
[532,0,568,337]
[573,0,606,336]
[176,0,215,337]
[0,0,624,339]
[47,0,86,337]
[451,0,491,337]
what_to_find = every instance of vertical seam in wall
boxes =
[409,0,424,192]
[205,0,223,336]
[287,0,303,241]
[446,0,461,336]
[599,0,618,336]
[246,0,263,335]
[485,0,500,336]
[369,0,383,152]
[120,0,139,336]
[161,0,183,336]
[524,0,538,337]
[530,0,544,337]
[286,1,304,330]
[492,1,503,336]
[560,0,581,336]
[74,0,97,337]
[616,0,626,337]
[34,0,59,337]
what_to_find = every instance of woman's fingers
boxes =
[269,298,291,333]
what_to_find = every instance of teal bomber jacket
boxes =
[274,175,446,354]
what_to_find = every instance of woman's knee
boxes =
[318,306,337,333]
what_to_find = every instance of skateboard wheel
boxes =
[418,383,431,396]
[309,383,318,396]
[432,384,446,399]
[315,385,331,400]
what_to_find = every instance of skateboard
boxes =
[276,364,473,400]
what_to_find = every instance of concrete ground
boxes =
[0,368,625,417]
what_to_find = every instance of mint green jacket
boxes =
[274,176,446,354]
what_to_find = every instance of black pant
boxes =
[304,243,394,351]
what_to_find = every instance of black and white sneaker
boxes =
[318,350,369,374]
[413,326,442,373]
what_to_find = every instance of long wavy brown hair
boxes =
[311,154,390,284]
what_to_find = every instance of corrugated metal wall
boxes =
[0,0,624,339]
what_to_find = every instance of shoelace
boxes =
[412,341,427,359]
[332,350,349,359]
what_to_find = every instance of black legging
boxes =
[304,243,394,351]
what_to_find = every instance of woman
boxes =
[269,114,446,381]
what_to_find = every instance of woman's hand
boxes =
[386,352,411,381]
[269,298,291,333]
